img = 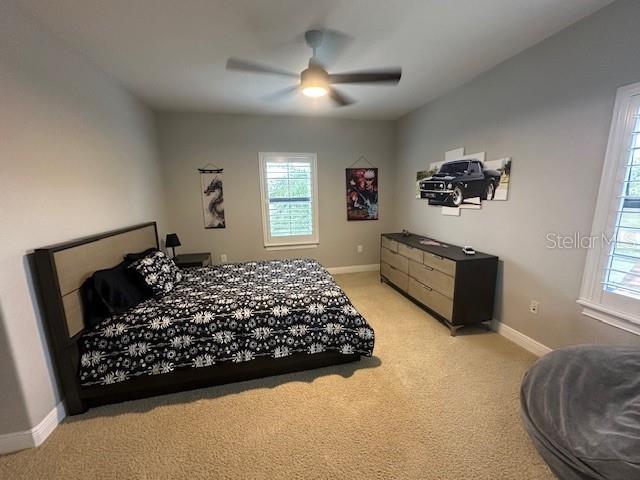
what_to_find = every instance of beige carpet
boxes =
[0,272,552,479]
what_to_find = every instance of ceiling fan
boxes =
[226,29,402,107]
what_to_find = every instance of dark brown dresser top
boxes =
[382,233,497,262]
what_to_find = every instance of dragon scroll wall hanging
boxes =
[199,165,226,229]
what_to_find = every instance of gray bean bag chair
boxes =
[520,345,640,480]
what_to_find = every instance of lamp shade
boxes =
[165,233,181,248]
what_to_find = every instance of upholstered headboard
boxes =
[33,222,158,414]
[35,222,158,337]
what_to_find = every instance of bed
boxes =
[33,222,373,414]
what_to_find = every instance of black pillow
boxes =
[124,248,158,263]
[91,260,150,316]
[80,277,110,328]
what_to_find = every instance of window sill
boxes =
[577,298,640,336]
[264,243,319,251]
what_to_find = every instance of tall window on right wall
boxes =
[579,82,640,334]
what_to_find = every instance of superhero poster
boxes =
[346,168,378,221]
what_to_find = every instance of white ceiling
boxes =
[18,0,612,119]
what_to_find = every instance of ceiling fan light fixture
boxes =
[301,66,329,98]
[302,86,328,97]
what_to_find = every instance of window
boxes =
[258,152,319,249]
[579,82,640,334]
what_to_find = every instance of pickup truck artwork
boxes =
[418,158,511,208]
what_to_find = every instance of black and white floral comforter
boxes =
[79,259,374,387]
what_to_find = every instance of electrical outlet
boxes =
[529,300,540,315]
[220,254,228,264]
[357,245,364,254]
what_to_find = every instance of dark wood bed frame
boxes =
[33,222,360,415]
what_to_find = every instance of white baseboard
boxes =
[0,402,65,455]
[327,264,380,275]
[491,321,552,357]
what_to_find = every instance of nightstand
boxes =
[174,253,211,269]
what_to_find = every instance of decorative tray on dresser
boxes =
[380,232,498,336]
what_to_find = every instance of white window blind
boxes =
[604,101,640,300]
[258,153,319,248]
[579,82,640,334]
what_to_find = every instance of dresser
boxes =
[380,233,498,336]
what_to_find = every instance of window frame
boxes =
[258,152,320,250]
[578,81,640,335]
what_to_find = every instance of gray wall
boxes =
[0,1,166,434]
[156,112,395,267]
[394,0,640,349]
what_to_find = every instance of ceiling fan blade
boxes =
[262,85,300,102]
[329,69,402,84]
[226,57,298,78]
[329,87,355,107]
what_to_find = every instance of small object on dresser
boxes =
[165,233,181,258]
[401,229,411,237]
[174,252,212,269]
[462,246,476,255]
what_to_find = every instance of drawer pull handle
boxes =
[424,265,434,271]
[432,254,443,260]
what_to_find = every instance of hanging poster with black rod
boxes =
[346,156,379,221]
[199,164,226,229]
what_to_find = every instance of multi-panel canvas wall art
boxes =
[201,170,226,228]
[346,168,378,221]
[484,157,511,201]
[416,147,512,216]
[416,170,432,199]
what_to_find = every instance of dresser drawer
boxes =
[381,262,409,291]
[381,236,398,253]
[409,260,454,298]
[381,246,409,273]
[398,243,423,263]
[422,252,456,277]
[408,278,453,321]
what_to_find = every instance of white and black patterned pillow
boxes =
[131,251,182,295]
